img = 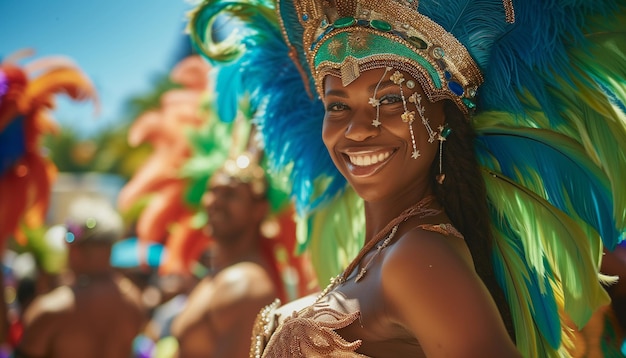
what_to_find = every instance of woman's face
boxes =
[322,67,444,203]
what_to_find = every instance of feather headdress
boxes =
[0,53,97,245]
[189,0,626,356]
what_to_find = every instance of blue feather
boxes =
[214,64,242,123]
[475,128,619,249]
[190,0,345,215]
[491,220,561,349]
[0,115,26,176]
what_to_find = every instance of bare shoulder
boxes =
[381,226,521,356]
[380,226,481,315]
[19,286,74,356]
[23,286,74,325]
[215,261,273,283]
[210,261,276,306]
[383,225,473,286]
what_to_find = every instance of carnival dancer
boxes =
[188,0,626,356]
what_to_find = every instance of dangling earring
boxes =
[436,125,451,184]
[409,91,437,143]
[390,71,421,159]
[369,67,392,128]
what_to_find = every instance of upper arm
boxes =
[210,263,278,356]
[210,263,277,331]
[172,263,278,357]
[170,279,215,339]
[382,230,520,357]
[18,297,64,357]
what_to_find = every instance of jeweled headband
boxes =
[278,0,514,115]
[211,151,268,198]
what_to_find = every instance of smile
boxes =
[347,151,392,166]
[342,148,396,177]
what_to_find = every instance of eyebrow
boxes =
[324,80,398,98]
[324,88,348,98]
[370,80,396,93]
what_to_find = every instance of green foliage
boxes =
[44,74,180,179]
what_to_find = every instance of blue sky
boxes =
[0,0,196,137]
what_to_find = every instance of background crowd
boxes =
[1,1,626,357]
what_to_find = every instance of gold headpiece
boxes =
[278,0,493,115]
[211,120,267,197]
[211,151,267,197]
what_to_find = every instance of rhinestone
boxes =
[408,36,427,49]
[448,81,464,96]
[392,30,408,40]
[433,47,445,59]
[334,16,356,28]
[302,14,309,21]
[370,19,392,32]
[462,98,477,109]
[441,127,452,138]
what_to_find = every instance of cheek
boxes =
[322,118,341,151]
[383,116,408,136]
[322,120,349,171]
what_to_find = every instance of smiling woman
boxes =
[322,69,445,203]
[188,0,626,357]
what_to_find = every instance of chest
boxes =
[308,263,424,357]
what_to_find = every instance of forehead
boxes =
[323,68,424,96]
[207,174,248,192]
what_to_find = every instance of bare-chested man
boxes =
[171,153,279,358]
[16,196,146,358]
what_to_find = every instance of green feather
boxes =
[492,226,563,357]
[483,169,610,329]
[301,186,364,284]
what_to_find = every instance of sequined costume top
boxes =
[250,223,463,357]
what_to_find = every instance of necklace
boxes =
[317,195,441,301]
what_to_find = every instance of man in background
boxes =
[16,196,146,358]
[171,153,279,358]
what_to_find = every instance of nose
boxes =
[203,191,218,210]
[344,110,379,142]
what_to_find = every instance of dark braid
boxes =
[432,101,516,342]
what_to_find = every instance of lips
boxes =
[342,148,396,176]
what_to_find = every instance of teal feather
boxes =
[474,124,621,249]
[189,0,345,216]
[491,223,561,355]
[419,0,512,69]
[482,169,609,331]
[275,0,316,94]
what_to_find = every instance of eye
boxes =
[379,94,403,105]
[326,102,350,112]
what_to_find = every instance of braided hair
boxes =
[432,100,516,342]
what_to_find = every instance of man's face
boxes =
[202,180,267,243]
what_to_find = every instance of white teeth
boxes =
[348,151,391,166]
